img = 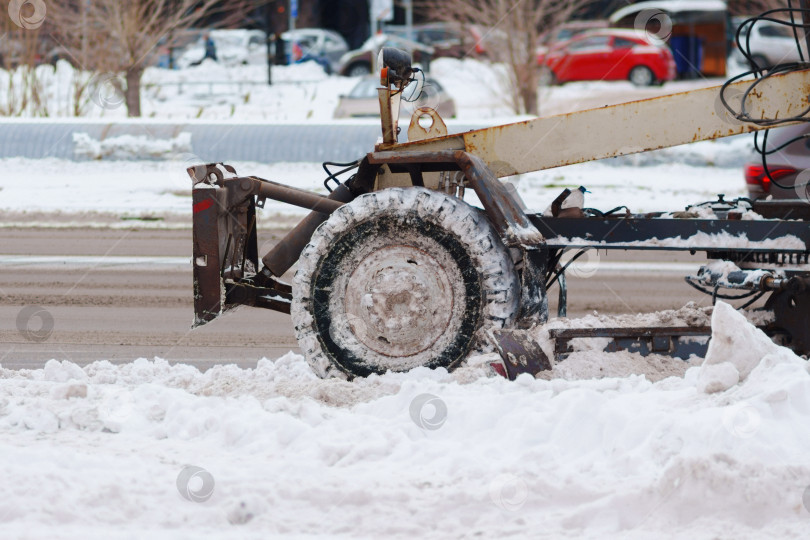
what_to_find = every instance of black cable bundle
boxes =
[719,2,810,192]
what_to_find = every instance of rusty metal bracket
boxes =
[516,247,549,326]
[551,326,713,362]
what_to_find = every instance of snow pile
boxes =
[73,132,193,160]
[2,304,810,537]
[697,302,800,393]
[528,303,711,382]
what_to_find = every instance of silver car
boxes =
[744,123,810,200]
[334,75,456,119]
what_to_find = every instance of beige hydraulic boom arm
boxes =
[374,69,810,189]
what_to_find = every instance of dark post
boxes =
[800,0,810,59]
[265,3,273,84]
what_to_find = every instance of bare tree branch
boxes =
[46,0,256,116]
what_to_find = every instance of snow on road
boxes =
[1,304,809,538]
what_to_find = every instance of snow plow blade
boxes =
[491,329,553,380]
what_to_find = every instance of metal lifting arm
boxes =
[375,69,810,184]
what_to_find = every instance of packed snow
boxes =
[2,304,810,538]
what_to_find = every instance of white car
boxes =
[732,19,808,69]
[334,75,456,119]
[177,29,266,68]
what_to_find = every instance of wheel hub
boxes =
[344,245,454,357]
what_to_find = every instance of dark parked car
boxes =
[384,22,486,58]
[336,34,435,77]
[744,124,810,200]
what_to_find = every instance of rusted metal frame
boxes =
[237,176,345,214]
[515,247,550,327]
[193,175,297,322]
[752,200,810,220]
[556,272,568,318]
[551,326,714,363]
[368,150,460,166]
[532,216,810,252]
[350,156,383,193]
[225,281,292,314]
[765,276,810,355]
[192,188,226,326]
[454,152,545,247]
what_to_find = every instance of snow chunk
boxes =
[696,361,740,394]
[702,301,783,382]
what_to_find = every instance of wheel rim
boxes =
[344,245,455,357]
[311,215,474,375]
[630,67,652,86]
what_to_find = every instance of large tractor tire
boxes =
[291,187,520,379]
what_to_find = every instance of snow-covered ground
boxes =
[0,56,754,223]
[4,56,809,538]
[0,136,753,226]
[2,303,810,538]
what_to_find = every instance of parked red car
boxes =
[536,29,676,86]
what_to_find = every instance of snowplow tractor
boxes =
[191,47,810,380]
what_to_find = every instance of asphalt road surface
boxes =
[1,227,714,371]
